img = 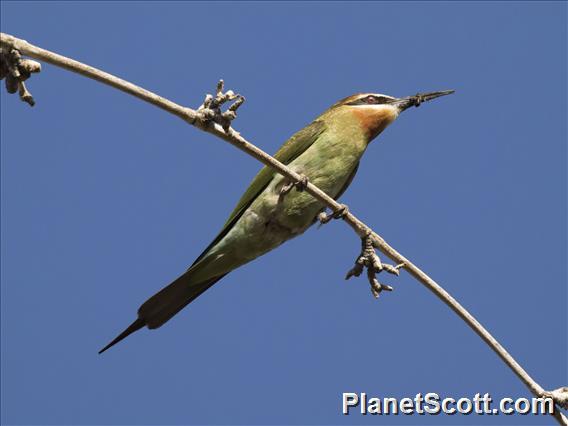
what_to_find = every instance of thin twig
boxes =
[1,32,565,424]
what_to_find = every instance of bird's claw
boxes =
[344,232,405,299]
[296,175,309,192]
[280,175,309,196]
[196,79,245,132]
[333,204,349,219]
[318,204,349,225]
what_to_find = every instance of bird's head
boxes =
[322,90,455,142]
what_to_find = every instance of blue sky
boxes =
[1,2,566,425]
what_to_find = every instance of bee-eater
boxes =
[99,90,454,353]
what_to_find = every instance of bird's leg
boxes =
[295,175,309,192]
[195,80,245,132]
[317,204,349,225]
[280,174,309,196]
[345,231,405,298]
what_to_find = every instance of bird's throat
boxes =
[352,106,398,142]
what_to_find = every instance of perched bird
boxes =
[99,90,454,353]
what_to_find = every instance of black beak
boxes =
[397,90,455,112]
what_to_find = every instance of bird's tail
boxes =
[98,271,224,354]
[98,318,145,354]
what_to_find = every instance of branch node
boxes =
[344,233,403,298]
[18,81,35,106]
[0,45,41,107]
[543,387,568,410]
[195,80,245,132]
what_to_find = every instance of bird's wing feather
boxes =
[190,119,326,267]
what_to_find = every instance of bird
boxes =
[99,89,454,353]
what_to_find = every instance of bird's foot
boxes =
[295,175,309,192]
[195,80,245,132]
[345,231,405,298]
[280,175,309,196]
[317,204,349,225]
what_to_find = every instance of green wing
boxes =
[190,119,326,266]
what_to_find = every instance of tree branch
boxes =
[1,32,566,424]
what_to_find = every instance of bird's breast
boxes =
[252,140,364,235]
[197,133,366,277]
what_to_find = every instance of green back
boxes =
[190,119,326,267]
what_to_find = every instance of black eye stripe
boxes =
[347,95,392,106]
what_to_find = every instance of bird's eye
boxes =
[346,95,390,107]
[364,95,389,104]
